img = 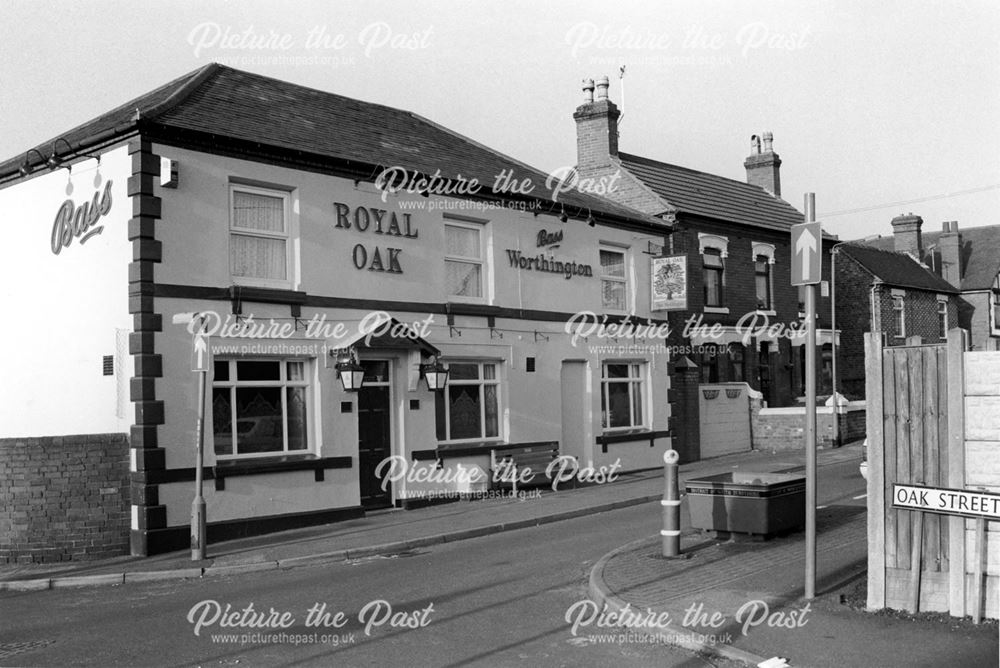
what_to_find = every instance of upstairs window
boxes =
[755,255,772,310]
[703,248,725,307]
[445,221,486,301]
[230,185,291,287]
[600,247,628,312]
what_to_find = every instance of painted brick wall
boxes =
[750,398,866,450]
[0,433,130,563]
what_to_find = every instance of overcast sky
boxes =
[3,0,997,241]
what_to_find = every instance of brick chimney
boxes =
[574,75,620,171]
[891,213,923,259]
[939,220,962,288]
[744,131,781,197]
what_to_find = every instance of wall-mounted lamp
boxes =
[46,138,76,170]
[559,206,568,223]
[332,348,365,392]
[18,149,47,177]
[421,357,449,392]
[586,209,596,227]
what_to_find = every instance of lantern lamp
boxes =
[421,358,449,392]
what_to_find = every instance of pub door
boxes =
[357,360,392,509]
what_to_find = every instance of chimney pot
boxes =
[950,220,959,233]
[744,132,781,197]
[890,213,923,259]
[582,78,595,103]
[942,222,950,232]
[595,75,610,100]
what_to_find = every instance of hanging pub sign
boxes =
[651,254,687,311]
[50,180,114,255]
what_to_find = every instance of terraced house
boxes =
[572,75,839,459]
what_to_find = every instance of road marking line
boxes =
[853,494,867,500]
[817,505,828,510]
[660,529,681,537]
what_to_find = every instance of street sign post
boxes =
[797,196,822,600]
[791,221,822,286]
[173,312,209,561]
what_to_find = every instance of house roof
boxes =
[838,243,958,293]
[0,64,662,229]
[861,225,1000,291]
[617,152,805,232]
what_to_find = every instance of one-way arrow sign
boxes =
[191,331,210,372]
[791,221,822,285]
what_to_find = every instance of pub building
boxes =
[0,64,679,559]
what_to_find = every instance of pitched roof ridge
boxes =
[141,62,222,121]
[619,150,772,192]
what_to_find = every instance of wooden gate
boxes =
[867,329,998,618]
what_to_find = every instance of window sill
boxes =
[596,428,671,452]
[212,454,351,490]
[704,306,729,315]
[412,440,552,460]
[756,309,776,317]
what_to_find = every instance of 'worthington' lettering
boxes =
[505,250,593,279]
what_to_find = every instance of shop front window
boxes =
[601,362,646,430]
[212,359,310,457]
[436,361,501,441]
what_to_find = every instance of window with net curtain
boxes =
[445,223,484,299]
[212,359,309,457]
[600,248,627,311]
[230,186,289,283]
[435,362,500,441]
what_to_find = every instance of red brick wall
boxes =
[0,434,130,563]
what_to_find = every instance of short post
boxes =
[661,449,681,557]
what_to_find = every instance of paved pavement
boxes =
[6,441,992,666]
[0,444,861,591]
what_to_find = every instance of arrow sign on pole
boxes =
[791,221,822,285]
[191,331,210,372]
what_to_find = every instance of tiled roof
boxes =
[839,243,958,293]
[861,225,1000,291]
[0,64,661,228]
[617,152,805,232]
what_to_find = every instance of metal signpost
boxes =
[792,195,822,599]
[173,312,210,561]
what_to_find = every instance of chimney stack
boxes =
[891,213,923,259]
[939,220,962,288]
[744,131,782,197]
[574,75,620,171]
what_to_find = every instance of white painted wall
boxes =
[0,145,132,437]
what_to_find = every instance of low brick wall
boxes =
[751,400,866,451]
[0,433,130,564]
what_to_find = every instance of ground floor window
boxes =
[436,361,501,442]
[601,362,646,430]
[212,359,310,457]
